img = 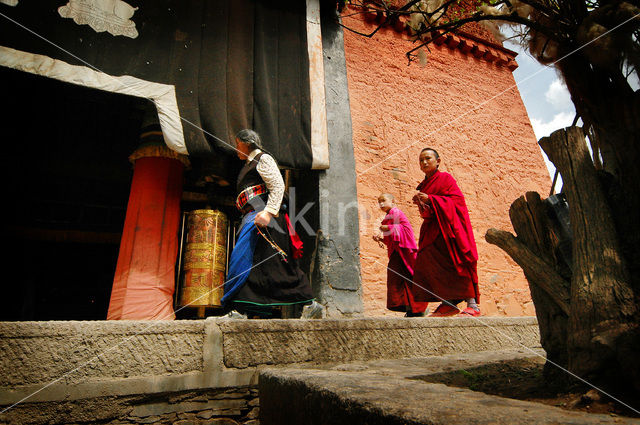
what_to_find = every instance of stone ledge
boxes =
[259,350,639,425]
[220,317,540,368]
[0,317,540,406]
[0,320,206,388]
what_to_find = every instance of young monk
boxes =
[412,148,481,317]
[373,193,429,317]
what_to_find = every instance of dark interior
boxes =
[2,67,148,320]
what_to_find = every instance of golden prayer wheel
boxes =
[178,209,228,307]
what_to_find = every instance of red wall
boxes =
[342,11,551,316]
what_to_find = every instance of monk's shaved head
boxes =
[420,147,439,159]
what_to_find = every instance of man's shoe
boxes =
[459,307,481,317]
[429,303,460,317]
[301,300,324,319]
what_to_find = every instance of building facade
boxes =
[0,0,549,322]
[340,6,550,316]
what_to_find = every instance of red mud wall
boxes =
[341,12,551,317]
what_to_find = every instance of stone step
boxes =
[0,316,541,405]
[259,350,640,425]
[1,316,542,423]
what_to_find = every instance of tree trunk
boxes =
[539,126,639,388]
[487,127,640,393]
[557,55,640,306]
[486,192,571,379]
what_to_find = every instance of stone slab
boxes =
[0,320,204,387]
[259,350,640,425]
[219,316,540,368]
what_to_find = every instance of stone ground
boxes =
[259,349,640,425]
[419,356,640,418]
[8,318,634,424]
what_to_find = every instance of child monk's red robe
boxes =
[413,170,480,303]
[382,207,429,314]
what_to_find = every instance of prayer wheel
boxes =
[178,209,228,307]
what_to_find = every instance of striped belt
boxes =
[236,184,267,212]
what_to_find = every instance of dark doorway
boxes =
[1,66,147,321]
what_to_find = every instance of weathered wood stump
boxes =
[486,192,570,380]
[486,126,640,390]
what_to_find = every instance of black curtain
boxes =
[0,0,312,170]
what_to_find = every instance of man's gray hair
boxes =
[236,129,263,151]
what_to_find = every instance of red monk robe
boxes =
[413,170,480,303]
[382,207,429,314]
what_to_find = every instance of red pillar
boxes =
[107,144,188,320]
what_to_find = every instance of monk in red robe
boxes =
[412,148,481,317]
[373,194,429,317]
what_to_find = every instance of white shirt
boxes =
[247,149,284,216]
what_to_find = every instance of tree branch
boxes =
[485,228,570,315]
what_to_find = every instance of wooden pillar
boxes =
[107,142,189,320]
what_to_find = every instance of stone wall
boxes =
[1,387,259,425]
[0,317,540,424]
[341,10,551,317]
[308,2,364,317]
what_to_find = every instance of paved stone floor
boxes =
[260,349,640,425]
